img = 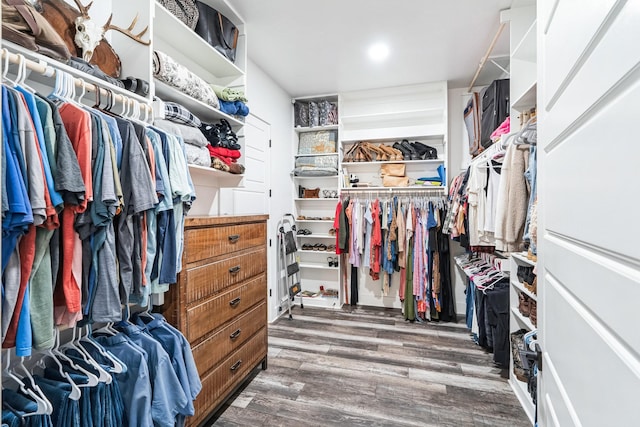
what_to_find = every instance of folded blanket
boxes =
[154,119,209,148]
[164,102,202,128]
[153,50,219,109]
[211,84,248,102]
[183,143,210,167]
[218,99,250,116]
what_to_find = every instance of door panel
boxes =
[538,0,640,425]
[220,115,270,215]
[543,0,619,109]
[541,1,640,145]
[544,78,640,257]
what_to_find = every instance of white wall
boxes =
[447,88,472,317]
[245,59,294,323]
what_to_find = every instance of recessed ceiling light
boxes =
[368,43,389,62]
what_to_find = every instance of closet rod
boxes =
[1,48,152,114]
[467,21,506,92]
[341,187,445,193]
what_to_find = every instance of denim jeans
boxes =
[1,388,53,426]
[33,375,80,427]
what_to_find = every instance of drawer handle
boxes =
[230,360,242,372]
[229,266,241,274]
[228,234,240,243]
[229,297,241,307]
[229,329,242,339]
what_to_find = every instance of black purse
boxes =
[194,1,239,63]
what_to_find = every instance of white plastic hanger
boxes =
[2,349,52,415]
[79,324,125,374]
[52,328,99,387]
[59,326,112,384]
[10,355,54,415]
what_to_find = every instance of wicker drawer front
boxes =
[186,274,266,343]
[184,222,266,264]
[191,328,268,426]
[192,302,267,377]
[184,248,266,304]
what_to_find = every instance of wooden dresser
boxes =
[161,215,269,426]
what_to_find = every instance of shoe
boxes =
[411,141,438,159]
[327,256,334,267]
[393,142,412,160]
[333,256,339,267]
[399,140,420,160]
[518,293,530,317]
[328,228,336,236]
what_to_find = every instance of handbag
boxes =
[194,1,239,63]
[158,0,199,30]
[380,163,406,177]
[2,0,71,62]
[382,175,410,188]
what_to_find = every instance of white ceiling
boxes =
[231,0,514,97]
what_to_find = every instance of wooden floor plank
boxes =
[209,306,529,426]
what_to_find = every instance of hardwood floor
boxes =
[209,306,530,427]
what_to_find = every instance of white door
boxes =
[220,114,270,215]
[538,1,640,425]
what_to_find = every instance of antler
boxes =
[73,0,93,18]
[103,14,151,46]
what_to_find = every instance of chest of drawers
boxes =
[161,215,268,426]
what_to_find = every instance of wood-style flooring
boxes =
[209,306,530,427]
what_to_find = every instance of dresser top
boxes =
[185,214,269,228]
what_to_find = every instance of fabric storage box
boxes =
[297,130,337,155]
[293,154,338,176]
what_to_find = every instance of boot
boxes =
[400,139,420,160]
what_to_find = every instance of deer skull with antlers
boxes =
[72,0,150,62]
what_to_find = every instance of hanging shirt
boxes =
[362,202,373,268]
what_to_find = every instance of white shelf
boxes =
[294,294,341,309]
[511,307,536,331]
[512,82,537,112]
[293,175,339,180]
[511,252,537,267]
[511,279,537,302]
[341,124,446,142]
[295,125,339,133]
[296,234,335,239]
[296,220,334,223]
[341,186,445,192]
[509,377,536,424]
[340,108,442,125]
[294,198,339,202]
[154,2,244,79]
[298,262,339,270]
[154,80,245,126]
[342,159,444,166]
[512,19,537,63]
[298,249,337,254]
[295,153,338,158]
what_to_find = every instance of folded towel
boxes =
[211,84,248,102]
[218,99,238,115]
[234,100,249,116]
[209,146,241,159]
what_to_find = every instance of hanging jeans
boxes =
[485,280,511,367]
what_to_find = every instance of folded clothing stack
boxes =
[211,84,250,118]
[207,146,241,165]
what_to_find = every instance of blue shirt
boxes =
[133,313,201,415]
[95,333,153,427]
[115,324,188,427]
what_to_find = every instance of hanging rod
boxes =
[1,47,152,114]
[341,187,445,192]
[467,21,507,92]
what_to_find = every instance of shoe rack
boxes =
[291,95,342,309]
[509,252,537,423]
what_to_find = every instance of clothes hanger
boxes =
[79,324,125,374]
[59,326,112,384]
[2,350,52,416]
[52,327,99,387]
[10,354,54,415]
[2,51,23,88]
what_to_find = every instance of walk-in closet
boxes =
[1,0,638,426]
